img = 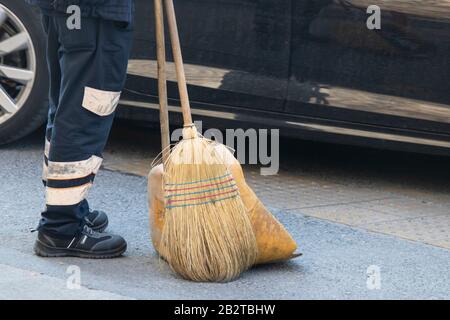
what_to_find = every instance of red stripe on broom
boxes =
[167,189,238,204]
[165,178,234,192]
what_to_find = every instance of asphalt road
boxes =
[0,128,449,299]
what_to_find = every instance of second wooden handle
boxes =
[164,0,193,126]
[154,0,170,163]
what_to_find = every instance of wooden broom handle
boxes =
[154,0,170,163]
[164,0,193,125]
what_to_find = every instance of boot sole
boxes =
[34,240,127,259]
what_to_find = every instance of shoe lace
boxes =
[83,216,95,228]
[82,225,96,237]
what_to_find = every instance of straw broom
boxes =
[151,1,299,265]
[158,0,258,282]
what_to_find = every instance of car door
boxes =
[286,0,450,134]
[125,0,291,118]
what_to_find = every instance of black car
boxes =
[1,0,449,155]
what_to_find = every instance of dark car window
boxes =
[286,0,450,134]
[128,0,291,113]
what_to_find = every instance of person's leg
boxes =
[40,14,59,186]
[41,17,107,231]
[35,15,133,257]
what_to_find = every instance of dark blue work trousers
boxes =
[39,13,133,238]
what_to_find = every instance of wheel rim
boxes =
[0,4,36,126]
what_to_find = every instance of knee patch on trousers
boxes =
[82,87,121,116]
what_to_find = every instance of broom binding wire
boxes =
[164,172,239,209]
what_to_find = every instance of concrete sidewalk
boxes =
[0,264,132,300]
[1,133,449,299]
[103,124,450,250]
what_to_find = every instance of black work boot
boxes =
[85,210,109,232]
[34,225,127,259]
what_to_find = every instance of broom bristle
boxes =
[160,126,258,282]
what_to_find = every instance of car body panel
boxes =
[286,0,450,134]
[127,0,290,113]
[71,0,450,154]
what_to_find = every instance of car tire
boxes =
[0,0,48,145]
